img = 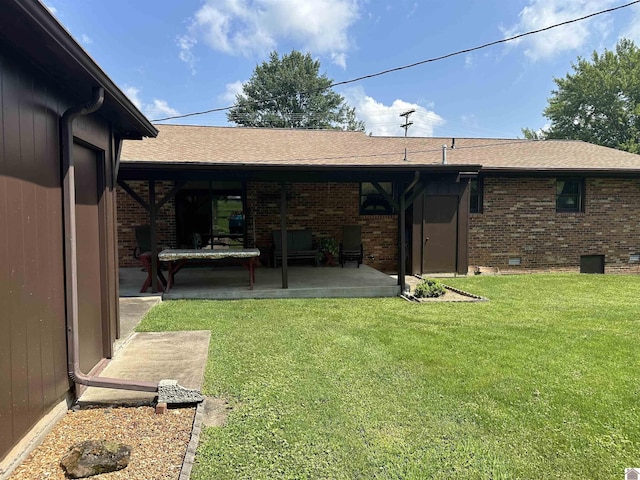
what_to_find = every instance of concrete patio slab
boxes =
[78,330,210,407]
[120,264,401,300]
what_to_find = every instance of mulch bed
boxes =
[10,406,195,480]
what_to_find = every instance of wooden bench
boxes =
[272,230,319,267]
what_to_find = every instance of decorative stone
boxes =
[157,379,204,404]
[60,439,131,478]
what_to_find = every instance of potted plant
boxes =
[318,237,339,266]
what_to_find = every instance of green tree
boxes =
[227,50,365,131]
[538,39,640,153]
[521,127,546,140]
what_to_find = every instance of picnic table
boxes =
[158,248,260,290]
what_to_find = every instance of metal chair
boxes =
[339,225,363,268]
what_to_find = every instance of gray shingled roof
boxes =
[120,124,640,172]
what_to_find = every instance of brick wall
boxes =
[246,182,398,272]
[117,181,176,268]
[117,180,399,271]
[469,176,640,273]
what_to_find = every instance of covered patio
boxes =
[117,125,481,298]
[119,263,401,300]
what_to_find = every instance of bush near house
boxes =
[413,278,446,298]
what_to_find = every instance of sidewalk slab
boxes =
[78,330,210,406]
[115,297,162,352]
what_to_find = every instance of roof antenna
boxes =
[399,109,415,161]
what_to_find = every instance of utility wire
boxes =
[151,0,640,122]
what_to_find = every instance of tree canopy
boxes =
[227,51,365,131]
[529,39,640,153]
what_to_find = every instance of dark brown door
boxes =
[175,190,212,248]
[74,144,105,373]
[423,195,458,273]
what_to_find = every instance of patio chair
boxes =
[272,230,319,267]
[192,232,203,249]
[339,225,363,268]
[133,225,152,258]
[133,224,167,292]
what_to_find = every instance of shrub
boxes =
[413,278,446,298]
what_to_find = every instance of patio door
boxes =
[175,181,245,248]
[176,190,212,248]
[422,195,458,273]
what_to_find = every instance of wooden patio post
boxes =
[398,184,407,293]
[149,179,158,293]
[280,181,288,289]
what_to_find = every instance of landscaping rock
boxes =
[157,379,204,404]
[60,439,131,478]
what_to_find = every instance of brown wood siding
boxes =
[457,178,470,274]
[0,48,68,459]
[75,144,105,372]
[0,44,121,460]
[73,116,118,360]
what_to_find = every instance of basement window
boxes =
[556,179,584,213]
[360,182,395,215]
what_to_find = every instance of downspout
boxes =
[62,87,156,392]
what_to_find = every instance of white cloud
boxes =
[502,0,617,61]
[344,87,445,137]
[179,0,359,69]
[44,2,57,14]
[331,52,347,69]
[81,34,93,45]
[124,86,143,109]
[219,80,246,104]
[146,99,180,120]
[464,53,475,69]
[177,34,198,75]
[123,86,179,121]
[620,4,640,44]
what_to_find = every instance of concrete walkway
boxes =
[78,298,210,407]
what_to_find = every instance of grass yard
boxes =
[138,274,640,479]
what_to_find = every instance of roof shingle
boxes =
[120,124,640,172]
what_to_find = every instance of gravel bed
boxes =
[10,406,195,480]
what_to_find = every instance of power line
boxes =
[328,1,640,88]
[151,0,640,123]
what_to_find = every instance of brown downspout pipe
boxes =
[62,87,157,393]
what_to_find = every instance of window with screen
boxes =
[556,179,584,212]
[360,182,394,215]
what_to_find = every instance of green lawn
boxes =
[138,274,640,479]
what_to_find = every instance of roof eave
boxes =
[118,161,483,173]
[481,166,640,176]
[6,0,157,138]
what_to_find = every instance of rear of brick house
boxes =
[469,176,640,273]
[117,126,640,275]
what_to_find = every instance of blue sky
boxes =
[45,0,640,138]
